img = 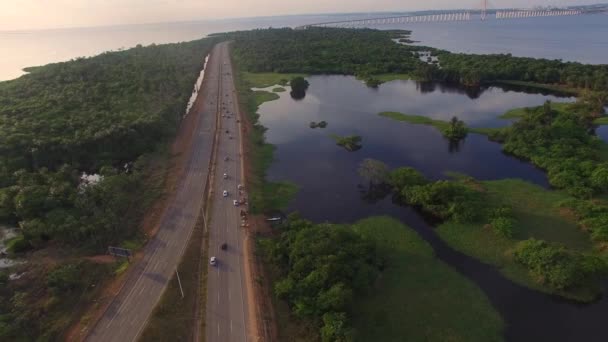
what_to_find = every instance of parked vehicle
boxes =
[223,190,228,197]
[210,256,217,266]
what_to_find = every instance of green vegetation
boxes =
[260,215,504,341]
[352,217,504,342]
[0,37,218,339]
[263,214,380,341]
[434,179,605,301]
[513,238,606,291]
[309,121,328,129]
[253,90,280,106]
[290,76,310,99]
[273,87,286,93]
[329,134,362,152]
[228,28,424,77]
[435,52,608,91]
[496,101,607,198]
[242,72,306,88]
[232,51,297,214]
[378,112,470,140]
[499,102,572,119]
[0,37,217,251]
[0,260,114,340]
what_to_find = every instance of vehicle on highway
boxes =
[210,256,217,266]
[233,200,239,206]
[224,156,229,161]
[221,243,227,250]
[223,173,228,179]
[225,129,229,133]
[238,184,244,190]
[223,190,228,197]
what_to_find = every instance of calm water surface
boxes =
[258,76,608,341]
[1,13,607,81]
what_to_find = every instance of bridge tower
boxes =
[481,0,487,20]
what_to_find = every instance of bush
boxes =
[513,239,607,290]
[46,263,86,295]
[490,217,515,238]
[6,235,31,254]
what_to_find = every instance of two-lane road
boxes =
[205,42,251,342]
[87,42,228,342]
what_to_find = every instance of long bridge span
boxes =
[296,5,608,29]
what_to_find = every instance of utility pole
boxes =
[176,269,184,298]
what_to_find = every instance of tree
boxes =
[290,76,310,100]
[388,167,428,190]
[358,159,389,188]
[443,116,467,141]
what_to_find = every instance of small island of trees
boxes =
[309,121,328,128]
[330,134,362,151]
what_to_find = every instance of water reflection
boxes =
[256,75,608,341]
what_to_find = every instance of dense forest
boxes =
[0,38,216,339]
[228,27,608,93]
[228,28,423,77]
[261,214,380,341]
[0,38,217,250]
[491,101,607,199]
[435,52,608,90]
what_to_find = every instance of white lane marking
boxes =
[217,323,220,337]
[230,320,233,334]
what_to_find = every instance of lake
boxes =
[257,76,608,341]
[1,13,606,81]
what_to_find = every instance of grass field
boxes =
[499,102,572,119]
[436,179,598,302]
[378,111,502,136]
[243,72,307,88]
[493,80,580,96]
[351,217,505,342]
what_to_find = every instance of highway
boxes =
[204,42,251,342]
[86,42,228,342]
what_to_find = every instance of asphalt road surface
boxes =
[87,42,226,342]
[205,42,251,342]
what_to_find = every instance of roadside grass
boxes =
[272,87,286,93]
[138,214,207,341]
[436,179,598,302]
[234,59,298,214]
[378,111,502,136]
[352,216,504,342]
[243,72,306,88]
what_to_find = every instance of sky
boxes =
[0,0,600,31]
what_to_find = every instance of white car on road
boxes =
[210,256,217,266]
[233,200,239,206]
[223,190,228,197]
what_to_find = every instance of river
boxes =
[257,76,608,341]
[1,13,606,81]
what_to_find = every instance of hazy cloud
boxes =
[0,0,598,30]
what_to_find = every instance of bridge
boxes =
[296,3,608,29]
